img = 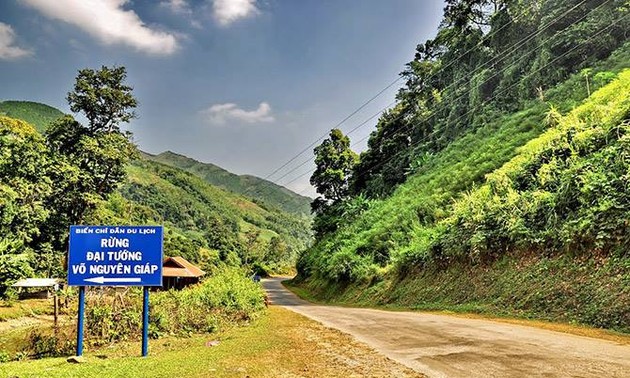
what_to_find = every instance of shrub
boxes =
[25,329,75,358]
[150,268,264,337]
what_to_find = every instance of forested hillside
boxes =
[145,150,312,215]
[0,101,64,132]
[296,0,630,331]
[114,158,312,272]
[0,74,311,293]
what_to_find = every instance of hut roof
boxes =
[163,256,205,278]
[12,278,60,288]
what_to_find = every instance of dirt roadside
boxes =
[263,277,630,378]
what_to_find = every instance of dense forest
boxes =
[0,68,312,295]
[298,0,630,331]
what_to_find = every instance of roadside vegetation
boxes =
[0,268,264,361]
[297,0,630,333]
[0,306,420,378]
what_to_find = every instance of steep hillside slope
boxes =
[296,62,630,331]
[0,101,64,132]
[145,151,312,215]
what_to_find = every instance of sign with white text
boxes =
[68,226,163,286]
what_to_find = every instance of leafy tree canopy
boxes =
[310,129,358,206]
[67,65,137,133]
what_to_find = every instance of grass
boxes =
[0,299,54,321]
[283,279,630,346]
[0,101,64,132]
[287,252,630,342]
[0,307,420,378]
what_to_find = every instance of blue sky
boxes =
[0,0,444,195]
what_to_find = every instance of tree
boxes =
[0,116,52,289]
[67,66,137,132]
[310,129,358,239]
[39,66,139,252]
[267,236,289,266]
[0,116,52,244]
[310,129,358,207]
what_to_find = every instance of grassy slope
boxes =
[0,101,64,132]
[296,46,630,332]
[144,151,312,215]
[0,307,419,378]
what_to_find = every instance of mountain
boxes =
[105,158,312,272]
[0,100,64,132]
[144,150,312,215]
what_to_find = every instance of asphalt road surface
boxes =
[263,277,630,378]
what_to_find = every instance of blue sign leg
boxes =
[76,286,85,356]
[142,286,149,357]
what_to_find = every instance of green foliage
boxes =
[149,268,265,337]
[146,151,312,215]
[434,70,630,263]
[67,66,137,132]
[311,129,358,204]
[0,117,52,246]
[43,116,138,242]
[25,330,74,359]
[310,129,358,238]
[0,253,34,296]
[298,44,630,332]
[353,0,630,198]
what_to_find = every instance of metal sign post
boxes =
[76,286,85,356]
[68,225,163,358]
[142,287,149,357]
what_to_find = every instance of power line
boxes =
[278,8,625,199]
[265,0,587,185]
[248,0,607,209]
[262,79,403,182]
[275,0,596,190]
[272,103,395,186]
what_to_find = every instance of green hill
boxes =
[0,101,312,273]
[101,158,312,272]
[145,150,312,215]
[295,1,630,333]
[0,101,64,132]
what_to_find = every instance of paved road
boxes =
[263,277,630,378]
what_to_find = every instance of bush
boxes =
[70,268,267,347]
[24,329,75,359]
[150,268,265,336]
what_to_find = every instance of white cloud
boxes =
[200,102,275,125]
[21,0,179,55]
[160,0,192,15]
[0,23,33,60]
[212,0,259,26]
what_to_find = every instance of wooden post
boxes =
[53,293,59,330]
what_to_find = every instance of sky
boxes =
[0,0,444,197]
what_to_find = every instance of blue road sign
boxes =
[68,225,164,286]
